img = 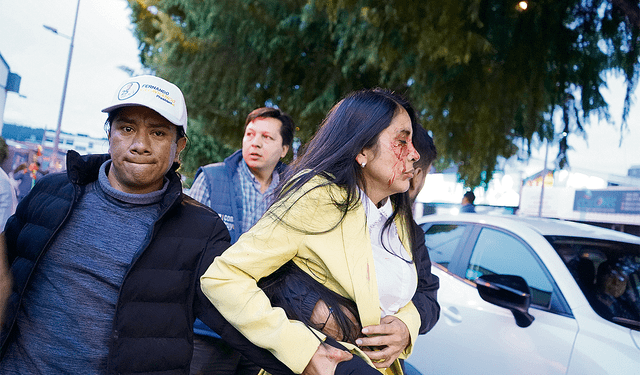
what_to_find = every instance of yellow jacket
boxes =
[201,176,420,374]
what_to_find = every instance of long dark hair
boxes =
[268,88,419,258]
[259,260,362,344]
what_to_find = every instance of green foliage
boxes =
[0,137,8,164]
[127,0,640,187]
[179,116,235,184]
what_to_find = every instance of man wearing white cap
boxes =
[0,75,292,375]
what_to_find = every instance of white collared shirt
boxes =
[361,193,417,317]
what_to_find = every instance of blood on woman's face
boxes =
[359,108,420,205]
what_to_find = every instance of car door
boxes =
[408,223,579,375]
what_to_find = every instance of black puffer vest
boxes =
[1,151,232,374]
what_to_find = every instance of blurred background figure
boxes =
[0,138,17,230]
[460,191,476,213]
[592,261,636,321]
[408,126,437,216]
[12,161,43,202]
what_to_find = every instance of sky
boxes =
[522,73,640,178]
[1,0,639,178]
[0,0,143,139]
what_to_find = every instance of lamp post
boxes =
[538,131,568,217]
[538,138,550,217]
[44,0,81,171]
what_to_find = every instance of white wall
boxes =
[0,55,9,134]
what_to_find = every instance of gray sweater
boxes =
[1,161,168,373]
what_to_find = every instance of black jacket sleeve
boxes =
[411,220,441,334]
[193,217,295,375]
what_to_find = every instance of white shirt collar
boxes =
[361,190,392,229]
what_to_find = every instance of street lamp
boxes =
[538,131,568,217]
[44,0,81,171]
[538,138,550,217]
[517,1,529,11]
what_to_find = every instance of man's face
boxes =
[242,117,289,175]
[108,106,186,194]
[408,163,430,203]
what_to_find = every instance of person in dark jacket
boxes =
[188,107,295,375]
[407,125,440,335]
[189,107,294,243]
[460,191,476,213]
[13,161,44,202]
[0,75,293,375]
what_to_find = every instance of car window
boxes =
[423,224,466,269]
[548,236,640,330]
[466,227,554,308]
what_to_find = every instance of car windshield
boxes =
[547,236,640,331]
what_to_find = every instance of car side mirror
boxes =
[475,274,535,328]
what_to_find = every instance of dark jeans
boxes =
[190,335,261,375]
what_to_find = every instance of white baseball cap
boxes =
[102,75,188,132]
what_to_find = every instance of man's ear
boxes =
[174,137,187,163]
[280,144,290,159]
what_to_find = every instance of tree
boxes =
[127,0,640,187]
[179,117,235,183]
[0,137,8,165]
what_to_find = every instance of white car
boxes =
[406,214,640,375]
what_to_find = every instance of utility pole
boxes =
[45,0,81,171]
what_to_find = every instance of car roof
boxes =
[417,213,640,245]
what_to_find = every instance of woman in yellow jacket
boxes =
[202,89,422,375]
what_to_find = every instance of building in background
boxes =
[519,168,640,235]
[2,51,107,174]
[1,123,107,173]
[629,165,640,179]
[416,163,640,236]
[415,165,522,217]
[1,52,21,136]
[40,129,108,170]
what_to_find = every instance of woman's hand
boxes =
[302,342,352,375]
[356,315,410,368]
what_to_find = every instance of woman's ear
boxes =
[355,151,367,167]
